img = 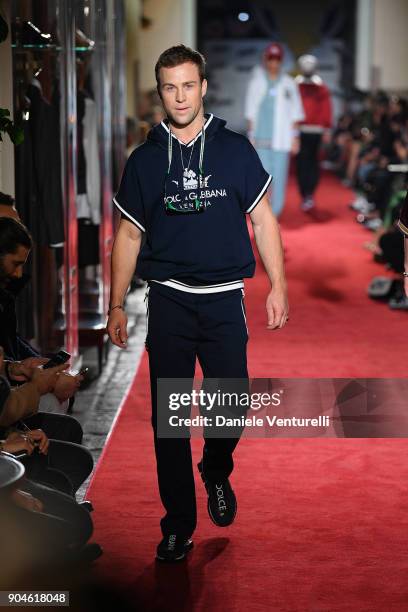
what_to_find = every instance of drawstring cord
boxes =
[167,123,206,179]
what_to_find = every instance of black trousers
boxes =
[296,132,322,198]
[146,282,249,538]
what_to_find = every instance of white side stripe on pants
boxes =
[241,288,248,337]
[144,286,150,339]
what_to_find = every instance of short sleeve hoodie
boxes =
[113,113,271,293]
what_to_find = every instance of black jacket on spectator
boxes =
[397,192,408,236]
[0,275,39,361]
[0,375,10,409]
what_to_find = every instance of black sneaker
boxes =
[156,534,193,562]
[198,462,237,527]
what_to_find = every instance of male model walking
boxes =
[107,45,289,562]
[295,54,332,211]
[244,42,304,218]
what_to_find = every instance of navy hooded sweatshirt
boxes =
[113,113,272,293]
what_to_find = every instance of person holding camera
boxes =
[0,348,69,428]
[0,452,95,568]
[107,45,288,562]
[0,217,85,444]
[0,426,92,497]
[0,348,93,496]
[0,217,83,408]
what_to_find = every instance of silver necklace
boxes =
[178,138,195,175]
[167,124,206,178]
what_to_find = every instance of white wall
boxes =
[139,0,196,92]
[355,0,373,91]
[372,0,408,91]
[125,0,142,117]
[0,0,15,197]
[356,0,408,92]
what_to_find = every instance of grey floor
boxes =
[71,287,147,499]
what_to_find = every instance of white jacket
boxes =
[244,66,305,152]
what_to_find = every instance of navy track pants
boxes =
[145,281,249,538]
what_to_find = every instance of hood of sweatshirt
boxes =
[146,113,226,150]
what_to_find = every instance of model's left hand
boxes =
[266,285,289,329]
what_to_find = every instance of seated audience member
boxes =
[0,453,98,570]
[333,93,408,309]
[0,349,68,428]
[0,352,93,496]
[0,354,85,445]
[1,427,93,498]
[0,216,83,410]
[397,191,408,238]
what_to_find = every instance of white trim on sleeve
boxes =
[245,175,272,213]
[113,196,145,232]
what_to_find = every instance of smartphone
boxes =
[43,350,71,369]
[10,450,29,458]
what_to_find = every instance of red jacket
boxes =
[295,75,332,129]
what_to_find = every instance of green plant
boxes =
[0,108,24,145]
[0,12,23,147]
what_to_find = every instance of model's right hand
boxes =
[107,309,128,348]
[31,362,71,395]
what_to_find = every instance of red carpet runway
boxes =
[87,175,408,611]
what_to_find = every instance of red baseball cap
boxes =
[264,42,283,61]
